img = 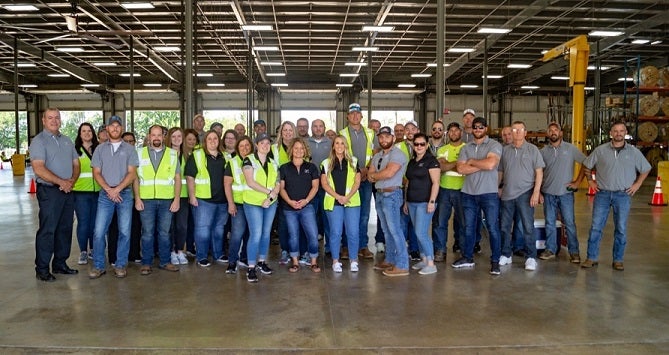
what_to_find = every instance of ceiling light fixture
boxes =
[143,83,162,87]
[207,83,226,87]
[650,40,662,45]
[81,84,100,88]
[448,47,475,53]
[253,46,279,51]
[120,73,141,77]
[241,25,273,31]
[16,63,36,67]
[617,77,634,81]
[121,2,155,9]
[521,85,540,89]
[3,5,39,11]
[362,25,394,32]
[411,73,432,78]
[339,73,359,77]
[427,63,450,67]
[56,47,85,52]
[587,65,611,70]
[584,87,595,90]
[551,76,570,80]
[266,73,286,77]
[48,73,70,78]
[482,75,503,79]
[631,39,650,44]
[154,46,180,52]
[196,73,213,77]
[507,63,532,69]
[19,84,37,88]
[260,61,282,66]
[353,46,379,52]
[398,84,416,88]
[271,83,288,87]
[477,27,511,34]
[460,84,479,88]
[345,62,367,66]
[589,30,624,37]
[541,50,549,54]
[93,62,117,67]
[336,83,353,87]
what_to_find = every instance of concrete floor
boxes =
[1,166,669,354]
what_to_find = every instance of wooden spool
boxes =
[662,98,669,116]
[635,66,660,87]
[638,121,658,143]
[661,67,669,87]
[656,123,669,142]
[645,147,668,176]
[639,96,661,116]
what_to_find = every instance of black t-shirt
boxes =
[184,150,227,204]
[279,160,320,211]
[405,152,440,203]
[321,158,359,207]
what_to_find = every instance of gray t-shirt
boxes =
[91,141,140,188]
[540,141,586,196]
[344,126,369,170]
[583,142,651,191]
[307,137,332,168]
[29,130,78,185]
[458,137,502,195]
[499,141,545,200]
[371,146,408,189]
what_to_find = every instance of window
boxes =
[0,111,28,155]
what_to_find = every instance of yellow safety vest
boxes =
[228,155,246,204]
[271,143,290,166]
[179,154,188,198]
[73,153,100,192]
[243,154,279,206]
[137,147,178,199]
[437,143,465,190]
[191,149,214,199]
[321,157,360,211]
[340,126,374,167]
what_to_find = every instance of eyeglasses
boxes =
[432,127,443,131]
[124,139,136,144]
[473,125,486,130]
[414,142,427,147]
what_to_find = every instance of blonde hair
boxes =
[287,137,311,161]
[327,135,355,173]
[277,121,296,148]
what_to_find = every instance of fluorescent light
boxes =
[143,83,162,87]
[120,73,141,77]
[266,73,286,77]
[398,84,416,88]
[19,84,37,88]
[584,87,595,90]
[482,75,503,79]
[17,63,36,67]
[48,73,70,78]
[411,73,432,78]
[4,5,39,11]
[271,83,288,87]
[651,40,662,45]
[589,30,624,37]
[362,25,394,32]
[241,25,272,31]
[521,85,540,89]
[587,65,611,70]
[253,46,279,51]
[345,62,367,66]
[154,46,180,52]
[81,84,100,88]
[339,73,359,77]
[541,50,548,54]
[56,47,84,52]
[507,63,532,69]
[618,77,634,81]
[631,39,650,44]
[448,47,475,53]
[427,63,450,67]
[353,46,379,52]
[93,62,117,67]
[336,83,353,87]
[551,76,570,80]
[207,83,226,87]
[260,61,282,65]
[121,2,155,9]
[477,27,511,34]
[460,84,479,88]
[196,73,213,77]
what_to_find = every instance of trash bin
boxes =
[658,161,669,203]
[11,154,25,176]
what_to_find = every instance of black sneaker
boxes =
[474,243,482,254]
[198,259,211,267]
[226,262,237,274]
[257,261,273,275]
[247,268,258,282]
[409,251,421,261]
[452,243,461,253]
[490,262,501,275]
[451,257,475,268]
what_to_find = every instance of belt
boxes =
[379,186,401,193]
[37,183,60,189]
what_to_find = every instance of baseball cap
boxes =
[253,119,266,126]
[377,126,394,136]
[404,120,418,128]
[254,133,271,144]
[446,122,461,130]
[210,122,223,130]
[348,103,362,113]
[463,109,476,116]
[107,115,123,126]
[472,117,488,127]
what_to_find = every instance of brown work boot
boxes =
[159,264,179,272]
[140,265,152,276]
[612,261,624,271]
[88,268,106,279]
[373,260,393,270]
[539,250,555,260]
[581,259,598,268]
[359,248,374,259]
[569,253,581,264]
[114,267,127,278]
[383,267,409,277]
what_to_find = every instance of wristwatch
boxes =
[429,200,435,204]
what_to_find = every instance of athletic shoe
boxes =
[375,243,385,253]
[198,259,211,267]
[216,256,228,264]
[170,252,179,265]
[409,251,421,261]
[499,255,513,266]
[176,251,188,264]
[279,250,290,265]
[525,258,537,271]
[474,243,482,254]
[226,262,237,274]
[78,251,88,265]
[411,261,427,270]
[298,253,311,266]
[247,268,258,282]
[350,261,359,272]
[418,265,437,275]
[490,262,501,275]
[451,257,475,268]
[257,261,273,275]
[332,262,343,273]
[237,260,249,268]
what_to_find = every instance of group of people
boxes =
[30,104,651,283]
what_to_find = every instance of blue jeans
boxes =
[501,189,537,259]
[192,199,229,262]
[434,187,463,252]
[35,185,75,274]
[74,191,98,253]
[403,213,418,252]
[326,205,360,260]
[511,211,525,252]
[407,202,435,260]
[461,192,501,262]
[358,180,373,250]
[376,190,408,269]
[587,190,631,262]
[228,203,249,264]
[543,192,579,254]
[93,188,133,269]
[244,202,278,266]
[139,199,173,267]
[284,204,320,258]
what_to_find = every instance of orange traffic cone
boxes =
[28,178,37,194]
[586,170,597,196]
[649,176,667,206]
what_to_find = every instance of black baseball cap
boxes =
[472,117,488,127]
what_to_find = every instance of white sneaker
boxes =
[332,262,343,273]
[78,251,88,265]
[525,258,537,271]
[176,251,188,264]
[499,255,513,266]
[350,261,359,272]
[170,252,179,265]
[375,242,385,253]
[411,261,426,270]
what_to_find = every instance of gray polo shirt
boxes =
[540,141,586,196]
[458,137,502,195]
[499,141,544,200]
[583,142,651,191]
[307,136,332,168]
[371,146,407,189]
[29,130,78,185]
[91,141,140,188]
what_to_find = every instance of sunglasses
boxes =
[473,125,486,130]
[414,142,427,147]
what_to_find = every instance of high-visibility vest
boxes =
[228,155,246,204]
[243,154,279,206]
[339,126,374,167]
[191,149,215,199]
[137,147,178,199]
[271,143,290,166]
[321,157,360,211]
[179,154,188,198]
[73,152,100,192]
[437,143,465,190]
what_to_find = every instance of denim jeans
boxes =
[192,199,229,262]
[326,205,360,260]
[139,199,174,266]
[376,190,408,269]
[284,204,320,259]
[587,190,631,262]
[228,203,249,264]
[244,202,278,266]
[433,187,463,252]
[93,188,133,269]
[74,191,98,253]
[511,211,525,252]
[313,188,327,237]
[407,202,435,260]
[543,192,579,254]
[403,213,419,252]
[277,205,289,252]
[358,180,373,250]
[501,189,537,259]
[35,185,75,274]
[461,192,501,263]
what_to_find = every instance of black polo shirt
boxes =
[279,160,320,211]
[321,158,360,207]
[405,152,440,203]
[185,151,227,204]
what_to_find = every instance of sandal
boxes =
[310,264,321,273]
[289,264,300,273]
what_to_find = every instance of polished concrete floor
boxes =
[1,166,669,354]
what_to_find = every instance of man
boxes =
[581,121,650,271]
[501,125,525,257]
[395,120,420,260]
[210,122,223,137]
[462,109,476,143]
[429,120,446,155]
[253,119,267,137]
[133,125,181,275]
[369,119,381,134]
[339,103,376,259]
[368,126,409,276]
[308,119,332,246]
[501,126,513,145]
[30,108,80,282]
[89,116,140,279]
[539,122,586,263]
[454,117,503,275]
[433,122,465,262]
[296,117,310,138]
[234,123,246,137]
[193,114,206,143]
[498,121,545,271]
[393,123,405,143]
[368,119,385,252]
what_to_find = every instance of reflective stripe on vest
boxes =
[192,149,212,199]
[229,155,246,204]
[73,153,100,192]
[321,157,360,211]
[243,155,279,206]
[137,147,178,199]
[339,126,374,166]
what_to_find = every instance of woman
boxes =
[72,122,100,265]
[221,129,237,160]
[185,130,229,267]
[272,121,296,265]
[166,127,189,265]
[223,135,253,274]
[182,128,199,256]
[243,133,280,283]
[403,133,441,275]
[279,137,321,273]
[321,135,361,272]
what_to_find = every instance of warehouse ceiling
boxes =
[0,0,667,95]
